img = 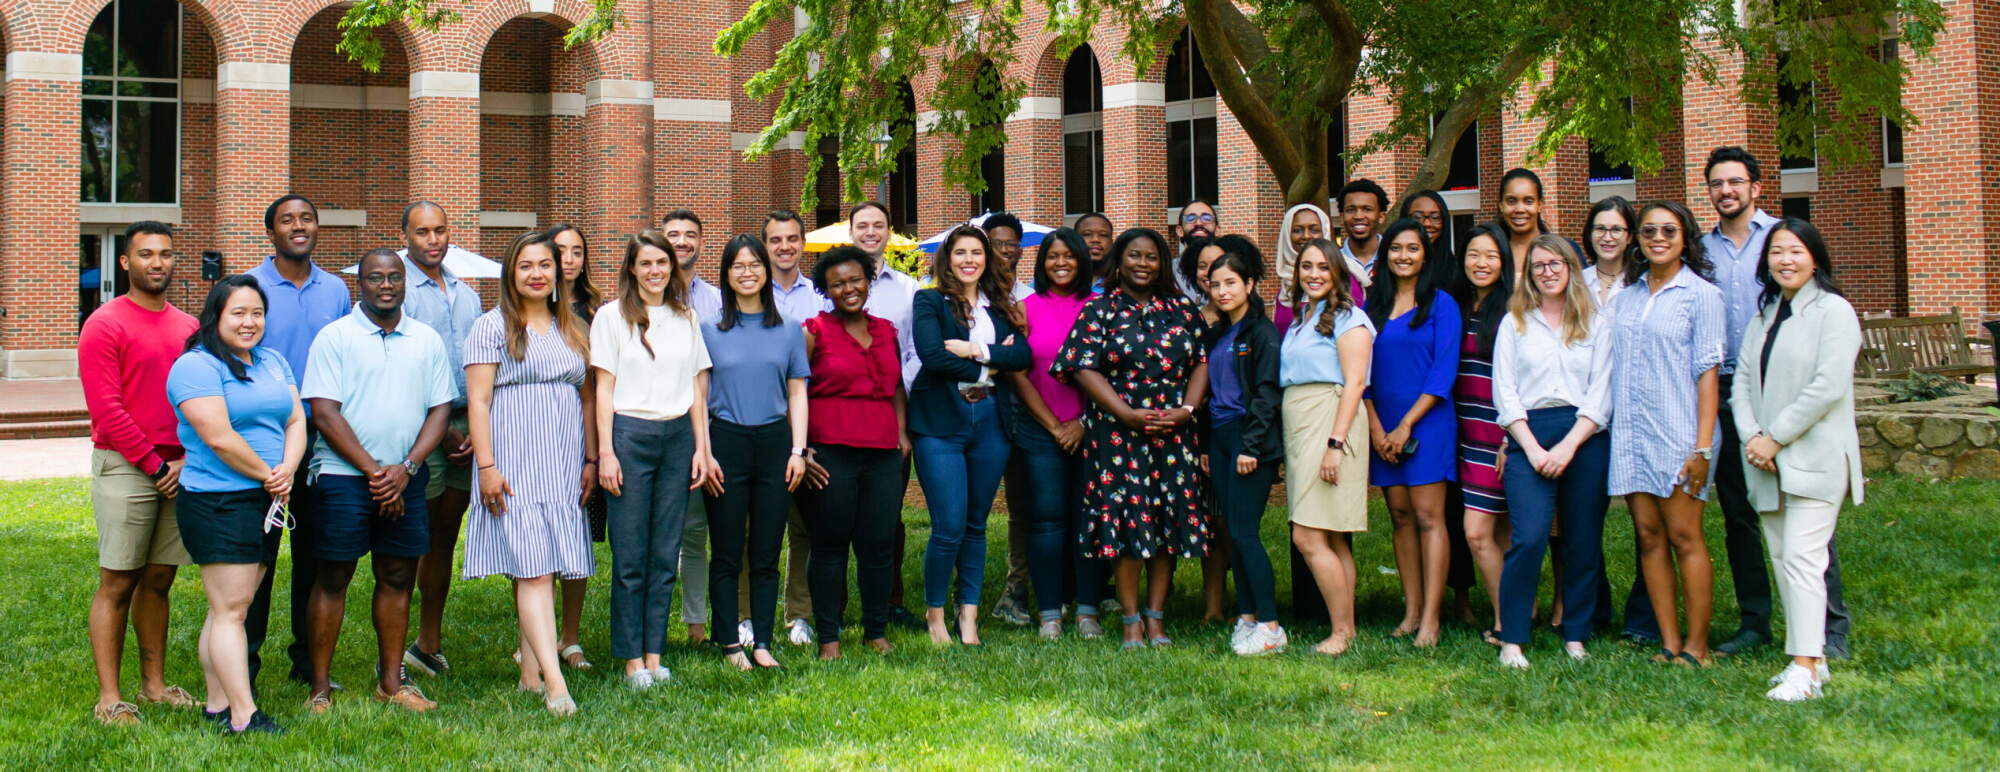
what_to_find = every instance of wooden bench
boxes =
[1857,307,1990,381]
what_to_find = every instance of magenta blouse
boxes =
[1022,290,1095,423]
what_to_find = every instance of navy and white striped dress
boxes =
[1606,268,1726,500]
[462,311,595,580]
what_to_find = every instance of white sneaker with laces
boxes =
[1230,618,1255,651]
[738,620,754,645]
[787,617,814,646]
[1768,661,1832,685]
[1233,623,1287,656]
[1765,663,1823,702]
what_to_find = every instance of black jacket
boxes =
[1201,311,1284,462]
[907,289,1032,437]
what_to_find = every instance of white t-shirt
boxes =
[589,301,713,420]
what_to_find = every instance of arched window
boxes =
[81,0,181,203]
[971,62,1005,215]
[1164,28,1218,207]
[1062,45,1104,216]
[886,83,920,234]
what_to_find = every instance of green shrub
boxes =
[1881,371,1969,403]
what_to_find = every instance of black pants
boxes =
[245,435,319,686]
[799,444,902,643]
[1622,377,1850,644]
[704,419,793,648]
[1207,419,1280,622]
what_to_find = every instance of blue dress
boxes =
[1606,268,1726,499]
[1367,291,1462,487]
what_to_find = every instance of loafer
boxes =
[1715,629,1770,656]
[373,683,436,713]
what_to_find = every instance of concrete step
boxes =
[0,419,92,440]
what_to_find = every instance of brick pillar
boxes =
[1343,87,1420,200]
[1003,99,1064,228]
[1215,99,1285,272]
[1499,74,1589,232]
[1902,0,2000,325]
[1099,80,1166,235]
[1679,40,1778,209]
[407,71,481,250]
[1634,95,1686,204]
[214,63,292,264]
[584,80,655,262]
[915,109,965,238]
[0,53,84,372]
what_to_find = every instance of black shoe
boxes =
[289,670,342,692]
[403,644,449,677]
[1824,639,1851,661]
[226,710,286,735]
[203,708,231,728]
[1619,629,1661,647]
[1715,629,1769,656]
[887,605,924,631]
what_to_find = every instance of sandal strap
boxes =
[1142,608,1166,620]
[1120,614,1141,625]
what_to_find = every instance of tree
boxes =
[339,0,1944,210]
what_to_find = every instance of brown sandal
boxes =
[137,685,195,708]
[93,701,140,726]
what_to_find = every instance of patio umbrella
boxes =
[342,244,501,280]
[917,213,1054,254]
[803,221,921,254]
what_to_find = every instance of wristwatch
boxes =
[1326,437,1345,451]
[790,447,809,458]
[402,458,422,476]
[149,463,171,482]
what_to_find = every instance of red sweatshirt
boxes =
[78,295,198,475]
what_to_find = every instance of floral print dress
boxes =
[1052,288,1211,560]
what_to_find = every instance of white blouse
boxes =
[1491,306,1613,431]
[589,301,713,421]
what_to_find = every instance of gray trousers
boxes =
[607,414,694,660]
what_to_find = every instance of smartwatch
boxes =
[1690,446,1713,461]
[149,463,172,482]
[790,447,809,458]
[1326,437,1345,451]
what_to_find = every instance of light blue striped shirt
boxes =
[1701,208,1781,374]
[1606,266,1726,499]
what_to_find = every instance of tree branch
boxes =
[1211,1,1277,106]
[1187,0,1302,187]
[1403,28,1544,199]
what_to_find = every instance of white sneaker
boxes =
[1230,618,1255,651]
[1765,663,1823,702]
[737,620,754,645]
[1233,623,1287,656]
[1498,645,1531,670]
[625,670,654,690]
[1564,642,1588,662]
[649,665,672,684]
[1769,662,1833,686]
[787,617,814,646]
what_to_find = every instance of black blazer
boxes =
[908,289,1032,437]
[1201,311,1283,462]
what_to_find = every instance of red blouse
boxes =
[802,312,901,449]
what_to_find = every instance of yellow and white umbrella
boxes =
[803,221,921,253]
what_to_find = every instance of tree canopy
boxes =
[338,0,1945,211]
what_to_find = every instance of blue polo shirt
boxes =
[398,253,483,406]
[167,346,297,493]
[243,257,351,388]
[301,306,458,478]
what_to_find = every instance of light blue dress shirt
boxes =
[1701,208,1782,373]
[398,254,483,406]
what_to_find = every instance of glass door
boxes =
[77,227,128,329]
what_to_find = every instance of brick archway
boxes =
[288,5,415,264]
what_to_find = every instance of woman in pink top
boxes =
[1001,228,1111,640]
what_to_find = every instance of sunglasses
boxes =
[1639,224,1681,240]
[264,498,295,534]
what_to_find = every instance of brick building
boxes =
[1,0,1993,377]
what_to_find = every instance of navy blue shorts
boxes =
[315,467,431,561]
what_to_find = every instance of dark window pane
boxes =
[1782,196,1811,222]
[116,99,178,203]
[1194,117,1218,202]
[1327,104,1346,191]
[1167,120,1193,206]
[83,7,115,77]
[1063,46,1102,115]
[1438,116,1480,191]
[1064,130,1102,214]
[1777,55,1816,170]
[117,0,179,79]
[1165,29,1213,103]
[116,80,178,98]
[975,148,1004,215]
[81,99,114,203]
[1882,40,1904,165]
[1588,147,1634,182]
[83,79,114,96]
[1451,213,1477,255]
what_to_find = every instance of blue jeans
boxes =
[1498,406,1610,644]
[1014,418,1109,620]
[606,414,694,660]
[1207,418,1280,622]
[912,396,1011,609]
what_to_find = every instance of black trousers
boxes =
[704,419,793,648]
[245,434,318,687]
[799,444,903,643]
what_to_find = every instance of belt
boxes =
[959,385,992,403]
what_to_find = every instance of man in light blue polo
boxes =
[300,248,455,714]
[242,194,350,690]
[394,201,484,678]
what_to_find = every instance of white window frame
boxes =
[80,0,183,206]
[1062,112,1104,216]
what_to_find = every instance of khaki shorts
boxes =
[424,414,474,500]
[91,449,191,570]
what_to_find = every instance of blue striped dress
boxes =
[461,311,596,580]
[1606,268,1726,499]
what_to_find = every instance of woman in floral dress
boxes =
[1053,227,1211,649]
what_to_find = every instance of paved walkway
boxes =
[0,437,93,480]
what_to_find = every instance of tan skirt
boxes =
[1283,383,1370,532]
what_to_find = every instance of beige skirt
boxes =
[1283,383,1370,532]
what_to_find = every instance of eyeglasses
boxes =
[1409,212,1444,224]
[989,239,1020,251]
[728,262,765,275]
[1591,225,1629,238]
[1530,260,1567,275]
[1181,212,1216,225]
[1705,177,1752,190]
[362,272,405,285]
[1639,224,1681,240]
[263,498,294,534]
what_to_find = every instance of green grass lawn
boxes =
[1,474,1994,768]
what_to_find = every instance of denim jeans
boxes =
[606,414,694,660]
[703,418,792,648]
[798,443,902,643]
[1014,418,1110,620]
[1207,418,1280,622]
[912,395,1011,609]
[1498,406,1610,644]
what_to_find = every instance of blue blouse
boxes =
[1279,302,1376,387]
[167,347,297,493]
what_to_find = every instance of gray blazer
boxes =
[1729,280,1865,511]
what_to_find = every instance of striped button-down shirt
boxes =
[1605,266,1726,499]
[1701,208,1782,374]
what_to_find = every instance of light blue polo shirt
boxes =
[398,253,483,406]
[301,306,458,478]
[167,347,297,493]
[244,257,352,388]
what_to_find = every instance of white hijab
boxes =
[1275,203,1369,307]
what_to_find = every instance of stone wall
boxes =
[1856,385,2000,480]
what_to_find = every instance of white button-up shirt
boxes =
[1492,305,1614,431]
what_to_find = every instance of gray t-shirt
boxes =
[700,311,811,426]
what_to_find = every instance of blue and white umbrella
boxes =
[917,213,1055,254]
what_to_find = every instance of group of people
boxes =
[78,145,1862,735]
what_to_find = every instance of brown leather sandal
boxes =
[93,701,140,726]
